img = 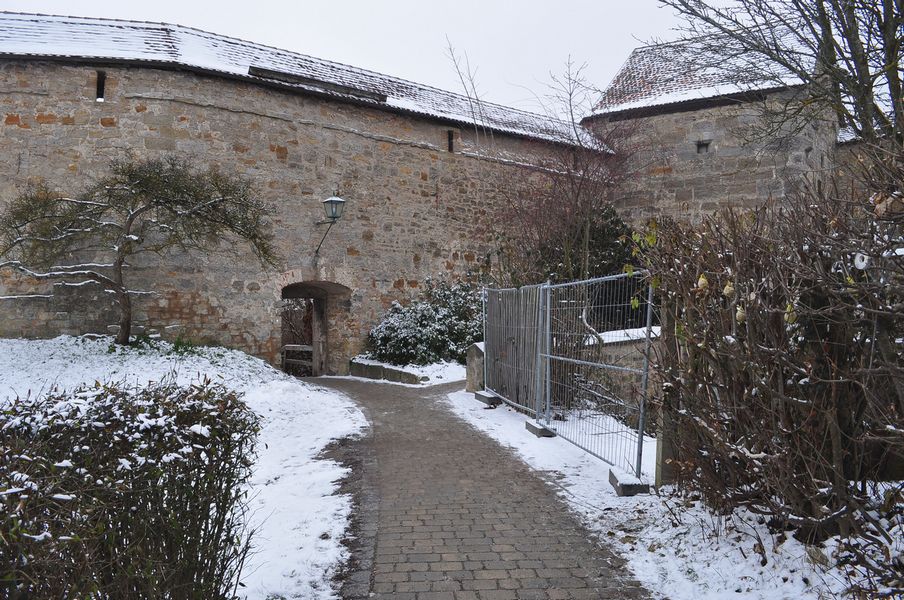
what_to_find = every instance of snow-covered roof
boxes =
[0,12,574,143]
[591,37,801,118]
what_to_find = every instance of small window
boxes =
[95,70,106,102]
[447,130,455,152]
[696,140,711,154]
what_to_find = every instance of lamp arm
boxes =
[314,219,336,255]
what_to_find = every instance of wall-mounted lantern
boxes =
[315,195,346,254]
[321,196,346,222]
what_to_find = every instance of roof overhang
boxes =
[583,84,800,124]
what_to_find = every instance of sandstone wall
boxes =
[0,60,553,373]
[593,95,837,223]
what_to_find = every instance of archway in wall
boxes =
[280,281,351,376]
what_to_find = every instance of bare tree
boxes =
[445,54,646,426]
[445,49,638,286]
[280,298,313,346]
[0,156,279,345]
[505,61,639,285]
[660,0,903,144]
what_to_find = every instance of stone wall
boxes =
[592,94,838,223]
[0,61,847,373]
[0,60,555,373]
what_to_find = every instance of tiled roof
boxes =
[0,12,574,142]
[591,37,800,117]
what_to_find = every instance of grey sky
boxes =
[1,1,681,112]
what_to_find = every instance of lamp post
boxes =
[314,195,346,254]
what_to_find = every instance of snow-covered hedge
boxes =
[367,279,482,365]
[1,377,258,599]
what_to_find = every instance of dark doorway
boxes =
[279,281,351,376]
[280,298,316,376]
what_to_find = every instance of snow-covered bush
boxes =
[367,279,482,365]
[1,377,259,599]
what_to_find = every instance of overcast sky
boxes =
[1,1,681,112]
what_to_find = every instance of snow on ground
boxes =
[350,355,467,385]
[0,335,367,600]
[396,360,466,383]
[445,390,848,600]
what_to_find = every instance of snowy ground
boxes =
[0,335,367,600]
[446,390,848,600]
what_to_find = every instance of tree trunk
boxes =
[115,291,132,345]
[834,0,877,140]
[881,0,903,141]
[828,381,850,538]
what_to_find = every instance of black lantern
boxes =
[322,196,345,222]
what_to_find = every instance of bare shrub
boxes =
[280,298,313,347]
[1,378,258,599]
[640,171,903,593]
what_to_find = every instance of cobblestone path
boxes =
[316,378,649,600]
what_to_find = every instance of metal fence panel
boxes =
[484,284,543,415]
[539,272,654,477]
[483,272,655,478]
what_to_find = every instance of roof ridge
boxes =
[0,11,565,126]
[0,10,180,30]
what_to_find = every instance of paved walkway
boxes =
[317,378,649,600]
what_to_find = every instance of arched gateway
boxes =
[279,280,352,376]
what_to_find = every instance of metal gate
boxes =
[484,272,655,478]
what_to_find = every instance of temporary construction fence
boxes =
[483,272,656,478]
[483,283,544,416]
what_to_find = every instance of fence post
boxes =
[635,278,655,480]
[543,283,552,425]
[656,296,679,488]
[533,286,544,419]
[482,287,488,393]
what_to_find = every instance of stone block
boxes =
[465,342,484,393]
[525,420,555,438]
[474,390,500,408]
[382,365,427,385]
[608,468,649,496]
[348,360,425,385]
